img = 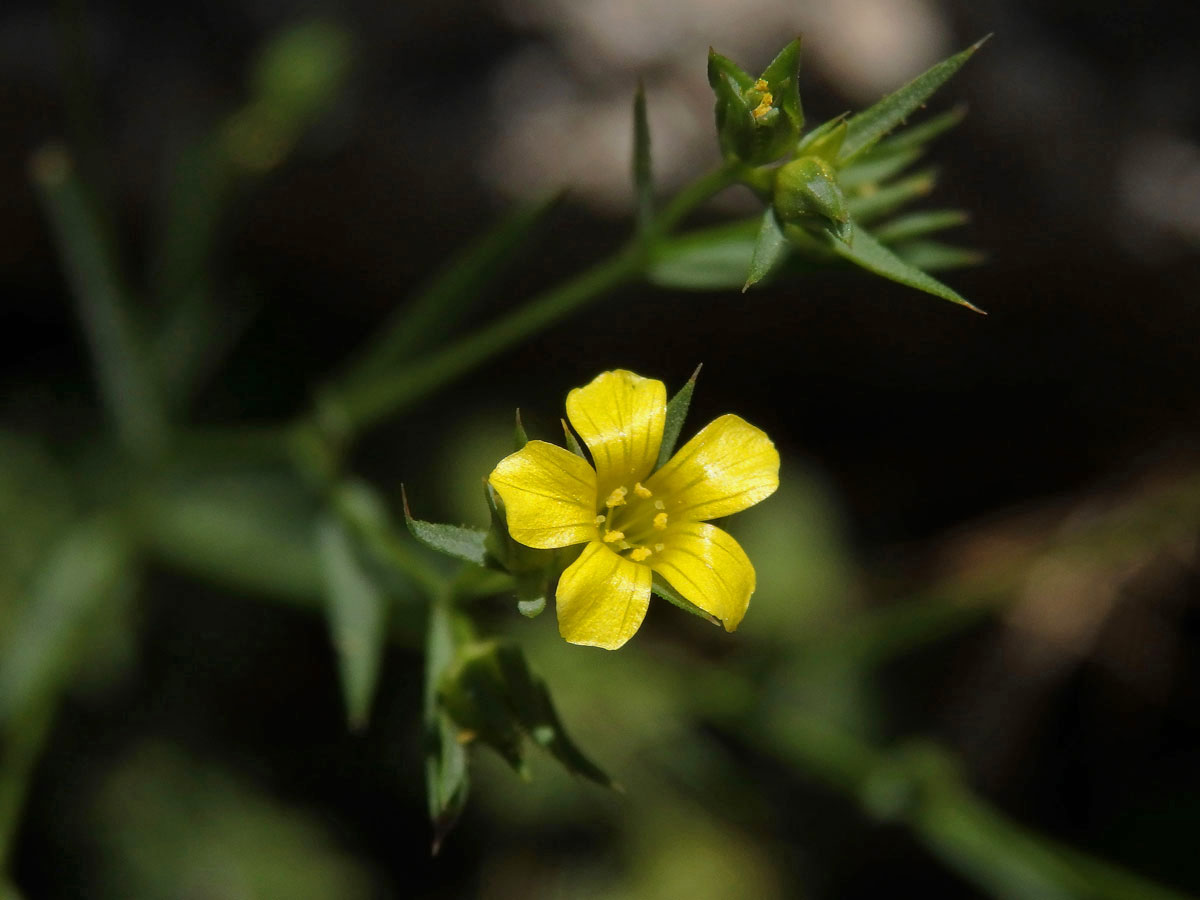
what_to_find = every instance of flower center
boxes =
[595,482,668,562]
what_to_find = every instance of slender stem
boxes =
[320,162,741,442]
[323,245,644,438]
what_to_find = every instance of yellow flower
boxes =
[488,370,780,650]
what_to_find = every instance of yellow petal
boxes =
[488,440,598,549]
[647,414,779,521]
[650,522,754,632]
[565,370,666,496]
[556,540,652,649]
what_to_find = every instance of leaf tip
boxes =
[688,362,703,385]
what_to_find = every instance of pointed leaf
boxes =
[825,221,984,312]
[796,115,848,158]
[315,514,389,730]
[838,38,987,164]
[707,48,754,91]
[651,577,721,627]
[632,82,653,233]
[743,207,790,291]
[847,168,937,224]
[647,218,759,291]
[838,146,923,191]
[893,239,985,271]
[403,489,489,566]
[493,643,616,788]
[656,364,701,469]
[872,209,969,244]
[872,104,967,154]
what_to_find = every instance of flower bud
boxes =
[773,155,851,241]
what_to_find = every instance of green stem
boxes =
[321,245,644,438]
[320,162,741,442]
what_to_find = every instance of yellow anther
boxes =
[654,543,665,552]
[754,79,769,91]
[630,547,652,562]
[752,91,774,120]
[653,512,669,530]
[605,486,628,508]
[654,499,665,510]
[602,530,626,543]
[633,482,652,499]
[594,515,607,525]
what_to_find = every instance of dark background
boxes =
[3,0,1200,897]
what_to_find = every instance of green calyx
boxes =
[773,155,850,241]
[708,38,803,166]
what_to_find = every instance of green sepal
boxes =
[708,40,803,165]
[651,577,721,628]
[774,155,850,241]
[656,365,701,469]
[838,37,987,165]
[560,418,586,458]
[815,218,984,312]
[402,486,489,567]
[759,37,804,134]
[439,640,616,788]
[514,408,529,449]
[706,48,754,91]
[743,207,790,291]
[632,82,653,234]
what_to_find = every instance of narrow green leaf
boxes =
[838,38,987,164]
[493,643,616,788]
[140,470,324,603]
[837,146,923,191]
[656,365,701,469]
[743,208,790,292]
[560,419,585,458]
[893,239,985,272]
[872,103,967,154]
[632,82,653,234]
[342,191,563,385]
[651,577,721,627]
[647,218,759,291]
[796,115,848,159]
[315,515,389,730]
[825,221,984,312]
[846,168,937,224]
[402,489,489,567]
[0,516,132,726]
[30,145,166,458]
[424,591,469,854]
[872,209,969,244]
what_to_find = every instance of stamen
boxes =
[602,530,626,543]
[654,543,665,552]
[654,499,665,510]
[752,91,774,120]
[594,515,607,525]
[633,482,652,498]
[605,486,628,508]
[630,547,652,562]
[754,79,769,91]
[653,512,669,530]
